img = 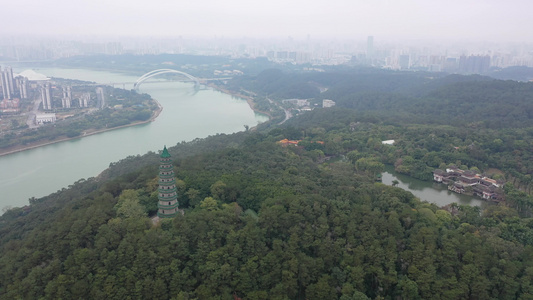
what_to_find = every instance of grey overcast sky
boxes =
[3,0,532,42]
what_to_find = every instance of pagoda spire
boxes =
[157,146,179,218]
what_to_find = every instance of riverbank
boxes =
[0,82,264,157]
[0,99,163,157]
[207,83,272,120]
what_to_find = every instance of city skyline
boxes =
[2,0,533,43]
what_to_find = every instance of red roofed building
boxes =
[0,98,19,109]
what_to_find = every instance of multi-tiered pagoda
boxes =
[157,146,179,218]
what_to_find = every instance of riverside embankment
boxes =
[0,99,163,157]
[0,67,267,210]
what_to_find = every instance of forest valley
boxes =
[1,68,533,299]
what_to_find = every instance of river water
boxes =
[1,67,488,211]
[0,68,268,210]
[381,165,486,207]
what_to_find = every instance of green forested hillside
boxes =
[227,69,533,128]
[284,108,533,211]
[2,113,533,299]
[3,67,533,299]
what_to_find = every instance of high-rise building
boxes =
[6,67,14,97]
[1,66,14,99]
[443,58,458,73]
[16,77,28,99]
[157,146,180,218]
[399,55,410,70]
[0,70,8,99]
[459,55,491,74]
[80,93,90,107]
[366,36,374,60]
[62,97,71,108]
[62,86,71,108]
[277,51,288,60]
[41,83,52,110]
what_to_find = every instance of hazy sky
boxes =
[3,0,532,42]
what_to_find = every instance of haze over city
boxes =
[2,0,532,42]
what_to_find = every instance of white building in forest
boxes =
[35,113,56,124]
[322,99,336,108]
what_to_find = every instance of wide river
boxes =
[0,68,268,210]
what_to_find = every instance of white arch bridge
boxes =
[133,69,201,90]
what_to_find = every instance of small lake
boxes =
[381,165,487,207]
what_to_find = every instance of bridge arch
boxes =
[134,69,200,89]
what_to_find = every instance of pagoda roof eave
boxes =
[160,146,171,158]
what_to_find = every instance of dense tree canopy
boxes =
[2,118,533,299]
[228,69,533,128]
[3,67,533,299]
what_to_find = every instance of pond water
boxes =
[381,165,487,207]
